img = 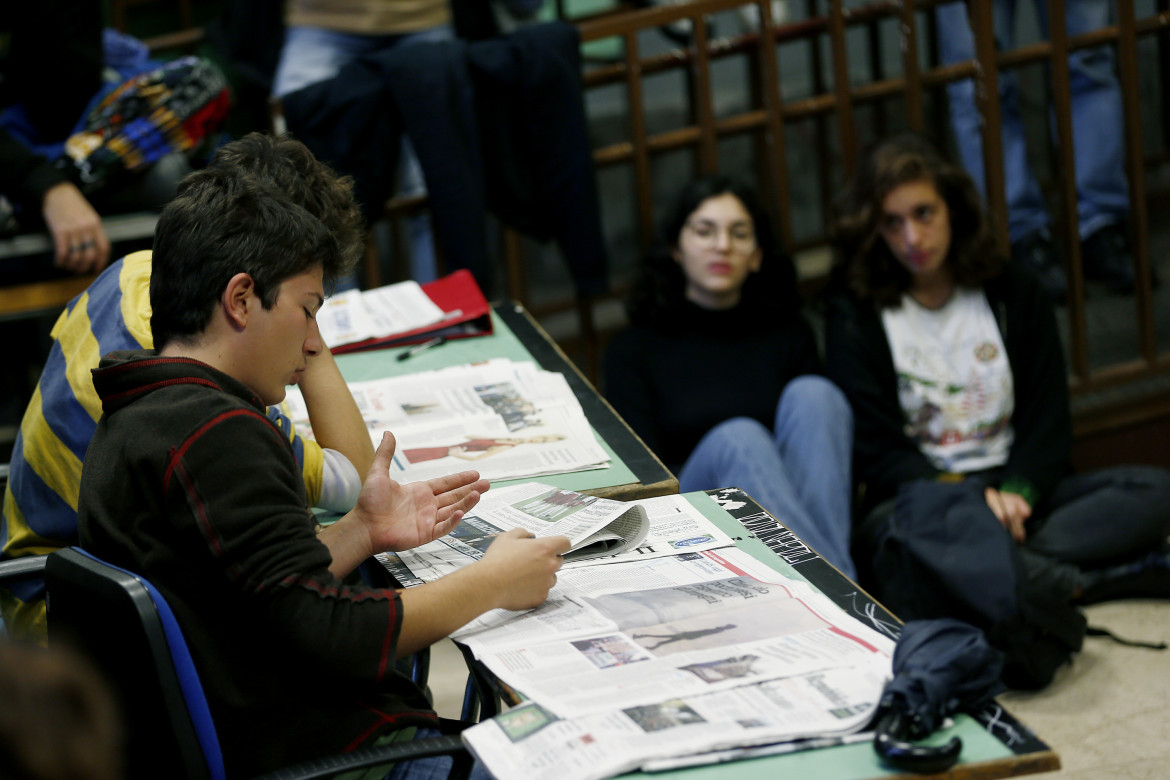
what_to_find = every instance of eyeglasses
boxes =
[684,220,757,248]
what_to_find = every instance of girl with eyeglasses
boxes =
[603,175,857,579]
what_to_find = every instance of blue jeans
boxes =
[935,1,1129,242]
[678,376,857,580]
[273,25,455,283]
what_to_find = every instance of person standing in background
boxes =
[935,1,1138,300]
[271,0,456,285]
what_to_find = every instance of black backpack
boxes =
[866,480,1086,690]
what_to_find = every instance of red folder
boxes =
[331,269,493,354]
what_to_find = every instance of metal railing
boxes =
[574,0,1170,424]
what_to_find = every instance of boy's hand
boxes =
[357,432,489,552]
[478,528,571,611]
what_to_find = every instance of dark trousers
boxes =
[857,465,1170,601]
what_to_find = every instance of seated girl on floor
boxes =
[603,174,856,579]
[825,131,1170,605]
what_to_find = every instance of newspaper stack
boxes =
[451,518,897,780]
[377,485,898,780]
[283,358,610,483]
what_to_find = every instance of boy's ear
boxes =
[222,272,256,329]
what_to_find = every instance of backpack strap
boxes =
[1086,625,1168,650]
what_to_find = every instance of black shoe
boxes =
[1078,551,1170,605]
[1012,232,1067,303]
[1081,224,1137,294]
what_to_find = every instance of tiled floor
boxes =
[999,600,1170,779]
[426,599,1170,778]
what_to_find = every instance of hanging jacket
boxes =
[281,21,609,298]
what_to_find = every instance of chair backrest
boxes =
[0,554,48,638]
[45,547,225,780]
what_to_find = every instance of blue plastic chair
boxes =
[44,547,472,780]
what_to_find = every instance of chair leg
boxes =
[456,643,501,721]
[460,674,479,723]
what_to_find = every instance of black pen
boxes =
[397,336,448,362]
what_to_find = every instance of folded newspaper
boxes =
[382,483,650,576]
[379,489,738,641]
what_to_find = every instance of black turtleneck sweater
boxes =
[602,301,822,475]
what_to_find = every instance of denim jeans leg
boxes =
[1053,0,1130,237]
[936,0,1050,242]
[679,414,855,579]
[771,376,856,580]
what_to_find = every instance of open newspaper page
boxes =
[459,547,894,780]
[375,492,737,634]
[460,546,894,717]
[282,359,610,482]
[316,280,447,347]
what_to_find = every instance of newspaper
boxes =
[316,280,447,347]
[463,666,888,780]
[283,359,611,482]
[380,482,650,570]
[458,547,895,780]
[376,490,738,636]
[459,547,894,717]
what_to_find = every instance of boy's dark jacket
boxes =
[80,350,434,776]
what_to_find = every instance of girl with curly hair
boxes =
[825,131,1170,605]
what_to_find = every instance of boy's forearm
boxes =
[395,565,502,657]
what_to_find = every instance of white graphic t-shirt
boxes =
[881,287,1014,473]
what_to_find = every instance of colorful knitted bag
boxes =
[62,55,231,192]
